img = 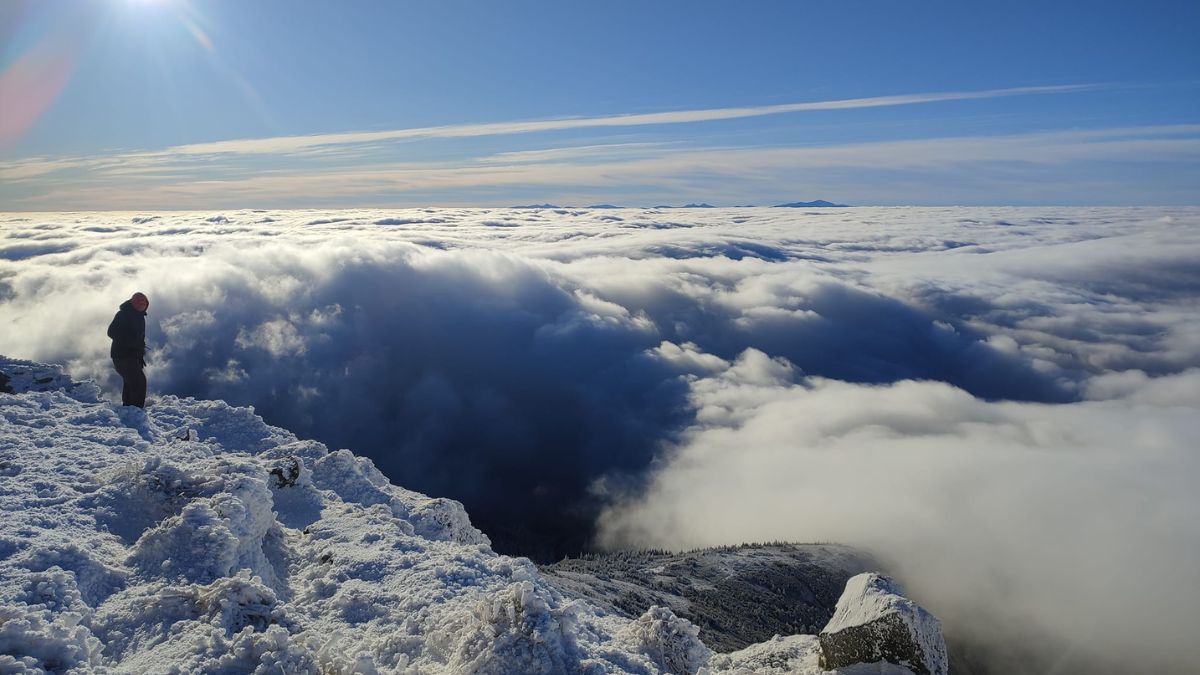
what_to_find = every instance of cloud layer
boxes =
[4,83,1198,208]
[2,206,1198,671]
[7,124,1200,209]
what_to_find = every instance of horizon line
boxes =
[7,203,1199,215]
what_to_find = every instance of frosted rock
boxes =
[310,449,395,509]
[704,633,821,674]
[128,500,243,584]
[0,358,101,401]
[410,496,490,546]
[818,573,947,675]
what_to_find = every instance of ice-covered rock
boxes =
[0,357,100,400]
[818,573,947,675]
[704,634,821,674]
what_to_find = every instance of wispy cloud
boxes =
[2,83,1105,184]
[13,124,1198,208]
[153,83,1104,157]
[475,142,678,164]
[145,83,1099,157]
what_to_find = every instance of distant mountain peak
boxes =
[774,200,850,208]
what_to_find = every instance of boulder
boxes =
[818,573,947,675]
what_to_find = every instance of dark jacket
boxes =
[107,300,147,360]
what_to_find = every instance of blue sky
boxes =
[1,0,1198,208]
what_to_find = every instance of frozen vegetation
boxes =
[542,544,874,652]
[1,356,939,674]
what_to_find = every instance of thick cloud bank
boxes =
[2,206,1199,671]
[599,355,1200,673]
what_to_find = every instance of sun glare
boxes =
[122,0,175,11]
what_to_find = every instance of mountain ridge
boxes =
[774,200,850,208]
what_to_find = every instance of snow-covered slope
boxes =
[0,357,903,674]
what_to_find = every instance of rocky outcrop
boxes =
[0,358,90,396]
[818,573,947,675]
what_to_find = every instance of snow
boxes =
[0,356,891,674]
[704,634,917,675]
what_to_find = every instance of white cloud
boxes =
[108,83,1114,159]
[597,358,1200,673]
[475,142,679,165]
[1,206,1198,671]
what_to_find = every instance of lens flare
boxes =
[0,14,81,146]
[1,0,267,147]
[182,17,215,53]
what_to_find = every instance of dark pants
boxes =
[113,356,147,408]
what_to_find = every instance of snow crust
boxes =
[0,356,876,674]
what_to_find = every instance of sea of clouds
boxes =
[2,206,1198,672]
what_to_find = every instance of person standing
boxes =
[107,292,150,408]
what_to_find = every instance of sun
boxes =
[116,0,174,14]
[116,0,212,48]
[121,0,176,9]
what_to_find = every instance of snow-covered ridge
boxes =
[0,357,932,674]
